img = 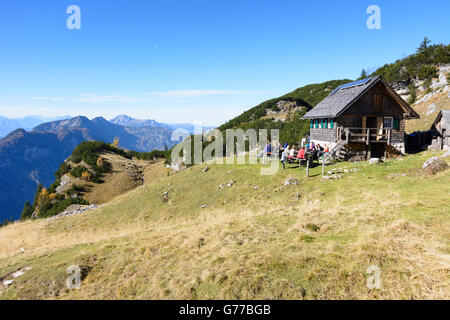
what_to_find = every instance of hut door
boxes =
[366,117,377,140]
[366,117,377,128]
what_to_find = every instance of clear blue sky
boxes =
[0,0,448,125]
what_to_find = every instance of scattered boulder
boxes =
[3,280,13,287]
[202,167,210,173]
[422,157,448,175]
[50,204,99,220]
[219,184,224,189]
[426,103,438,116]
[369,158,381,165]
[441,150,450,158]
[169,161,187,172]
[200,204,208,208]
[284,177,299,186]
[226,181,235,188]
[253,186,259,190]
[12,270,25,278]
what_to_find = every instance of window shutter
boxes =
[310,120,313,129]
[330,118,334,129]
[320,119,323,128]
[394,118,400,130]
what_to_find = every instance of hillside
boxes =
[406,87,450,132]
[220,43,450,143]
[0,151,449,299]
[17,141,169,221]
[219,79,352,144]
[0,116,175,221]
[403,63,450,132]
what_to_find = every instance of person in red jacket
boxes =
[297,147,306,159]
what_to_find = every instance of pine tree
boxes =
[408,83,417,104]
[359,69,368,80]
[417,37,431,52]
[20,201,33,220]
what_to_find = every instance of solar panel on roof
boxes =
[329,77,373,95]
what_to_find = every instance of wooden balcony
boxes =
[337,127,392,145]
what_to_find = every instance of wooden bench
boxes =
[286,156,308,166]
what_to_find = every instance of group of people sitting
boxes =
[279,142,330,169]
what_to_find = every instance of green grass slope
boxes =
[219,79,352,145]
[0,151,449,299]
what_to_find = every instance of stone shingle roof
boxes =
[303,77,380,119]
[432,110,450,128]
[303,76,419,119]
[441,110,450,123]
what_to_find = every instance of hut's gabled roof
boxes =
[431,109,450,128]
[303,76,420,119]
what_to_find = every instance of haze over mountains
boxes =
[0,115,209,221]
[0,115,70,138]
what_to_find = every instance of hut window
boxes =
[383,117,393,129]
[393,118,400,130]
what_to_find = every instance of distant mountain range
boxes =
[109,114,213,132]
[0,115,70,138]
[0,115,213,221]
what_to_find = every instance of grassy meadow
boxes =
[0,151,449,299]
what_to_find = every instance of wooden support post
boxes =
[366,128,370,145]
[345,128,349,144]
[306,160,310,178]
[322,158,325,177]
[388,129,391,145]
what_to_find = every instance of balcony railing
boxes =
[337,127,392,145]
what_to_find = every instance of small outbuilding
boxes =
[429,110,450,151]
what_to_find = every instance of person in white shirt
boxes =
[290,147,296,157]
[284,146,290,158]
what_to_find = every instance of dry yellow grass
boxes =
[60,152,166,205]
[0,151,449,299]
[406,88,450,133]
